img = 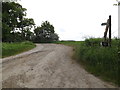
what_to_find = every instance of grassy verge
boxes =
[53,39,119,87]
[2,41,36,58]
[77,39,119,86]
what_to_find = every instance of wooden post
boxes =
[109,15,111,47]
[101,15,112,47]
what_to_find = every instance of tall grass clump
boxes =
[2,41,36,58]
[76,38,119,86]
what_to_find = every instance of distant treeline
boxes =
[2,2,59,43]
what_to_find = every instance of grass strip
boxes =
[2,41,36,58]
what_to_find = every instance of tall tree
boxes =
[2,2,35,42]
[2,2,26,42]
[18,18,35,40]
[34,21,59,42]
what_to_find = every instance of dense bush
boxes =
[33,21,59,43]
[85,38,102,46]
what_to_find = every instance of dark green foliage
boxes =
[33,21,59,43]
[2,2,58,43]
[85,38,102,46]
[117,39,120,86]
[2,2,35,42]
[18,18,35,41]
[2,2,26,42]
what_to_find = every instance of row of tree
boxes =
[2,2,59,43]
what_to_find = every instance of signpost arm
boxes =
[104,19,109,41]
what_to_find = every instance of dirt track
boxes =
[2,44,114,88]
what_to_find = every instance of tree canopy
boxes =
[2,2,59,43]
[2,2,35,42]
[34,21,59,43]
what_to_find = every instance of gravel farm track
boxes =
[1,44,115,88]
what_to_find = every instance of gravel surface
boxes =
[1,44,115,88]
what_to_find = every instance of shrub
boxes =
[85,38,102,47]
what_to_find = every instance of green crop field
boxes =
[2,41,36,58]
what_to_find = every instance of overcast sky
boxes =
[18,0,118,41]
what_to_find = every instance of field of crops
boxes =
[2,41,36,58]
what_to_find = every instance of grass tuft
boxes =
[2,41,36,58]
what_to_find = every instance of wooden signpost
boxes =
[101,15,111,47]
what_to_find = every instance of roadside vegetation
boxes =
[54,38,119,87]
[2,2,59,58]
[2,41,36,58]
